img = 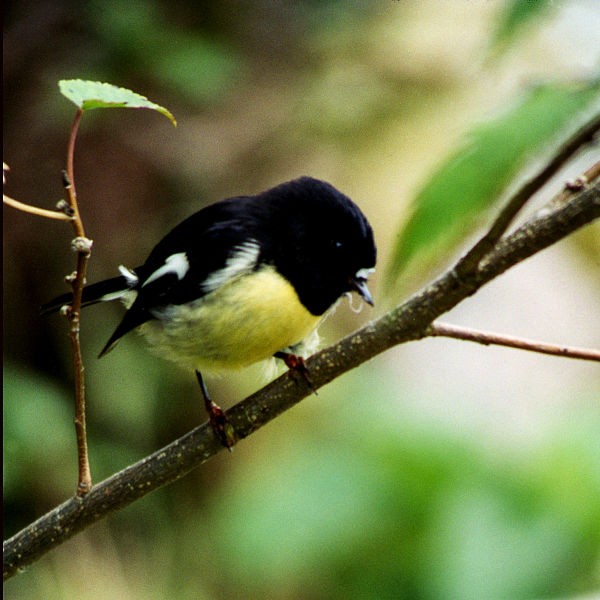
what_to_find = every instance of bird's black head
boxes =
[257,177,377,316]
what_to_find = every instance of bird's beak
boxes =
[350,270,374,306]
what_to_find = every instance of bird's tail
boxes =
[41,270,139,315]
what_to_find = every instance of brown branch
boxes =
[3,121,93,498]
[4,173,599,581]
[63,108,93,497]
[3,194,74,221]
[2,163,73,221]
[427,322,600,362]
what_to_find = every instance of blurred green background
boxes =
[3,1,600,599]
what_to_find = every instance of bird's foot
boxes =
[274,352,317,395]
[196,371,236,450]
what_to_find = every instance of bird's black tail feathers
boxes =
[97,306,151,357]
[40,274,136,315]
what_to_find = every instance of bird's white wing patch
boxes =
[118,265,139,286]
[93,265,139,303]
[143,252,190,287]
[201,241,260,294]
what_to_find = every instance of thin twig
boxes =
[427,322,600,362]
[584,160,600,184]
[64,107,93,497]
[3,194,74,221]
[455,111,600,275]
[550,159,600,207]
[3,173,599,581]
[3,123,93,496]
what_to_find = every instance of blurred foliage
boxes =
[206,374,600,600]
[492,0,555,50]
[387,79,600,290]
[3,364,75,503]
[4,0,600,599]
[5,370,599,599]
[89,0,244,106]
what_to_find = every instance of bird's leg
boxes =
[274,351,317,395]
[195,370,236,450]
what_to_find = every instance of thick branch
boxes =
[4,177,598,580]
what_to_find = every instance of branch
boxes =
[2,194,75,221]
[63,108,93,497]
[3,129,94,498]
[4,173,599,580]
[427,322,600,362]
[2,163,74,221]
[455,112,600,274]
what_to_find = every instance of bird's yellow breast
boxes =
[139,266,321,372]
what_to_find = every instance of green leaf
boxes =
[386,80,600,291]
[58,79,176,126]
[492,0,554,49]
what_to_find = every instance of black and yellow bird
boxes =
[43,176,377,447]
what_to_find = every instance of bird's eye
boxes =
[333,240,343,249]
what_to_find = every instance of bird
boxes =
[42,176,377,448]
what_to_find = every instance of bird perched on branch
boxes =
[43,176,377,448]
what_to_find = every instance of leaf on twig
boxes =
[58,79,177,126]
[491,0,554,50]
[386,80,600,291]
